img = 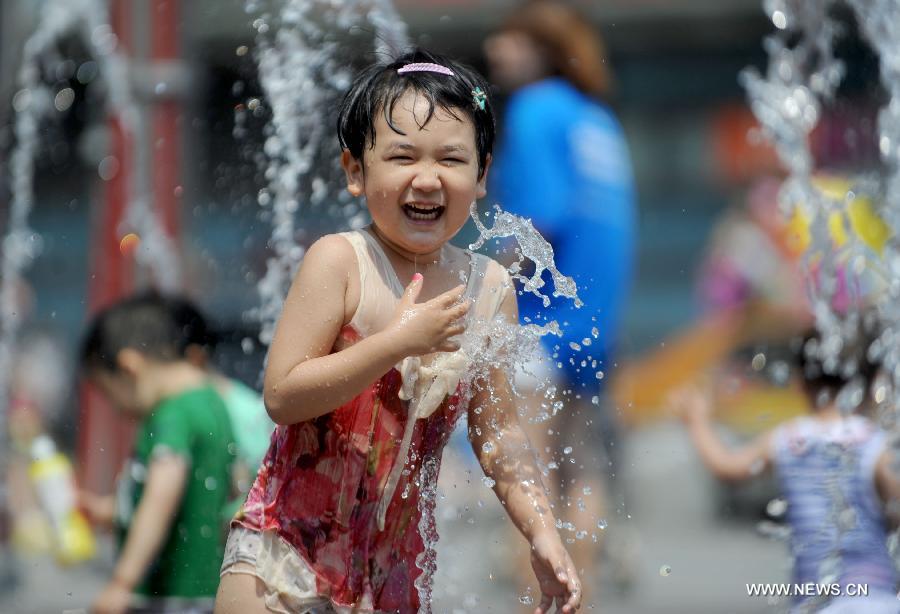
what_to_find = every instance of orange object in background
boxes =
[711,104,782,185]
[612,302,809,428]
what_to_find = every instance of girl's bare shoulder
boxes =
[302,233,360,325]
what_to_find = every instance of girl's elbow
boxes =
[263,391,290,425]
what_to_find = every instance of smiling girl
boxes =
[213,50,581,614]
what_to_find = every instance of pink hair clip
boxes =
[397,62,455,76]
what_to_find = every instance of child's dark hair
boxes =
[80,292,212,372]
[337,49,495,179]
[793,313,881,408]
[163,295,220,354]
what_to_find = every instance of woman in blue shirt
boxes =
[485,0,637,591]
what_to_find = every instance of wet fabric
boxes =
[220,526,338,614]
[771,415,898,610]
[233,228,512,613]
[491,77,636,390]
[117,384,236,599]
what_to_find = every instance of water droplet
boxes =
[596,371,604,380]
[583,486,592,495]
[482,476,496,488]
[660,564,672,577]
[563,446,573,454]
[204,476,218,491]
[12,89,31,112]
[597,519,607,530]
[54,87,75,112]
[751,352,767,371]
[591,395,599,405]
[766,497,788,518]
[772,9,787,29]
[119,232,140,255]
[591,327,599,338]
[241,337,255,354]
[77,61,99,84]
[518,594,534,605]
[98,156,120,181]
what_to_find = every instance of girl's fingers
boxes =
[536,592,553,614]
[448,300,471,319]
[438,340,461,352]
[445,324,465,337]
[433,284,466,306]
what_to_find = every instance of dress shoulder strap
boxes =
[337,229,403,336]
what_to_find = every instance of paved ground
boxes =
[2,423,793,613]
[432,423,789,613]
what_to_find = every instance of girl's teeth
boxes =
[404,205,443,220]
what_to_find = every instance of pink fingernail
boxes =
[412,273,423,282]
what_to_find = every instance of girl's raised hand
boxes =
[387,273,471,356]
[666,383,714,425]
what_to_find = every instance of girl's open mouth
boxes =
[402,203,445,221]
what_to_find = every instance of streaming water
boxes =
[742,0,900,598]
[245,0,408,345]
[0,0,177,530]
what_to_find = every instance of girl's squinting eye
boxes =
[443,157,466,164]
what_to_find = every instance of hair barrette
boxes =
[397,62,455,76]
[471,87,487,111]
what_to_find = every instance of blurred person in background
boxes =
[669,318,900,614]
[78,293,236,614]
[164,296,274,517]
[484,0,637,592]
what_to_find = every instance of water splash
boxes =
[1,0,177,514]
[414,456,439,613]
[247,0,408,345]
[743,0,900,591]
[469,203,582,308]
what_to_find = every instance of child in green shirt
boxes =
[79,293,236,614]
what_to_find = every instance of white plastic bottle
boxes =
[28,435,95,565]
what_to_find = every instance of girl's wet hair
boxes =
[337,49,495,179]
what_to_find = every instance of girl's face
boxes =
[342,89,489,262]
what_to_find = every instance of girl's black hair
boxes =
[337,49,495,179]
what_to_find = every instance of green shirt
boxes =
[116,385,235,598]
[220,378,274,473]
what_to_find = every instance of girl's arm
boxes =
[669,386,772,482]
[468,292,580,614]
[264,235,470,425]
[874,448,900,528]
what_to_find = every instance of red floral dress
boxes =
[236,325,465,612]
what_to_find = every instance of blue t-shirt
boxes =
[491,78,636,389]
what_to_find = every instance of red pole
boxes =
[151,0,182,242]
[77,0,136,494]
